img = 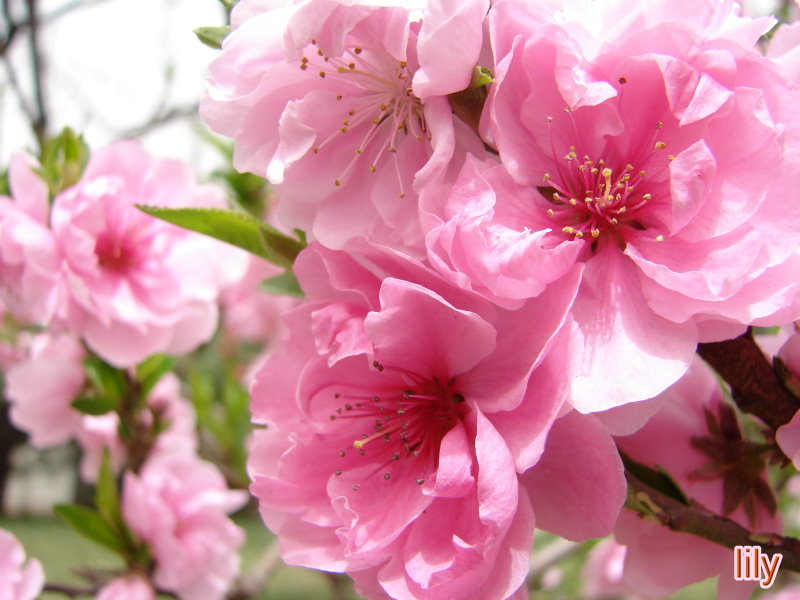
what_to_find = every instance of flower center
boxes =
[94,228,142,272]
[300,40,429,198]
[331,361,466,487]
[539,115,669,245]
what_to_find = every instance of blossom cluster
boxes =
[0,140,257,599]
[199,0,800,598]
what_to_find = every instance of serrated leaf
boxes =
[136,206,305,267]
[194,26,231,49]
[621,452,690,506]
[260,270,304,297]
[71,395,118,416]
[54,504,125,555]
[135,354,174,397]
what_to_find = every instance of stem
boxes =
[23,0,47,149]
[625,468,800,572]
[697,330,800,430]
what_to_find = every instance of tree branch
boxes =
[625,468,800,572]
[697,330,800,430]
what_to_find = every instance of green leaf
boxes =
[753,326,781,336]
[259,270,304,297]
[135,354,174,397]
[54,504,125,555]
[0,168,9,196]
[194,26,231,49]
[95,451,122,529]
[71,395,118,416]
[621,452,690,506]
[469,65,494,89]
[83,357,127,403]
[36,127,90,197]
[135,206,305,267]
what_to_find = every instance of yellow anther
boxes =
[569,198,578,206]
[591,229,600,238]
[575,231,584,239]
[546,209,555,216]
[643,193,652,201]
[656,235,664,242]
[369,165,377,172]
[562,226,575,234]
[543,173,551,181]
[655,141,666,150]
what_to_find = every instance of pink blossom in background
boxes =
[5,333,85,448]
[0,529,44,600]
[423,0,800,413]
[95,574,156,600]
[775,331,800,467]
[201,0,486,254]
[0,154,62,325]
[249,242,625,599]
[122,454,247,600]
[49,140,247,367]
[614,359,780,599]
[76,373,198,481]
[219,254,297,344]
[580,539,630,599]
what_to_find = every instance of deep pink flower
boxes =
[50,140,247,367]
[423,0,800,411]
[249,242,624,599]
[122,454,247,600]
[614,359,780,599]
[0,529,44,600]
[201,0,484,254]
[0,154,62,324]
[5,333,85,448]
[96,575,156,600]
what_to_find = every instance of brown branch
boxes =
[626,469,800,572]
[697,330,800,430]
[23,0,47,148]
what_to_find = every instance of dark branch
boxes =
[697,330,800,430]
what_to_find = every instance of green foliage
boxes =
[469,65,494,89]
[0,167,9,196]
[35,127,90,197]
[70,395,119,416]
[136,354,174,397]
[136,206,305,268]
[194,25,232,49]
[53,504,126,555]
[621,452,690,506]
[260,270,304,297]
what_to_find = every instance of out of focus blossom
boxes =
[122,454,247,600]
[77,373,198,481]
[95,574,156,600]
[0,154,62,324]
[0,529,44,600]
[50,140,247,367]
[5,333,85,448]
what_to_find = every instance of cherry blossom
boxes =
[0,529,44,600]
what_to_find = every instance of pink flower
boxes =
[249,241,624,599]
[580,539,630,599]
[775,331,800,466]
[96,574,155,600]
[0,154,62,324]
[0,529,44,600]
[50,140,247,367]
[5,332,85,448]
[76,373,198,481]
[424,0,800,411]
[201,0,484,254]
[122,454,247,600]
[219,254,297,344]
[614,359,780,599]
